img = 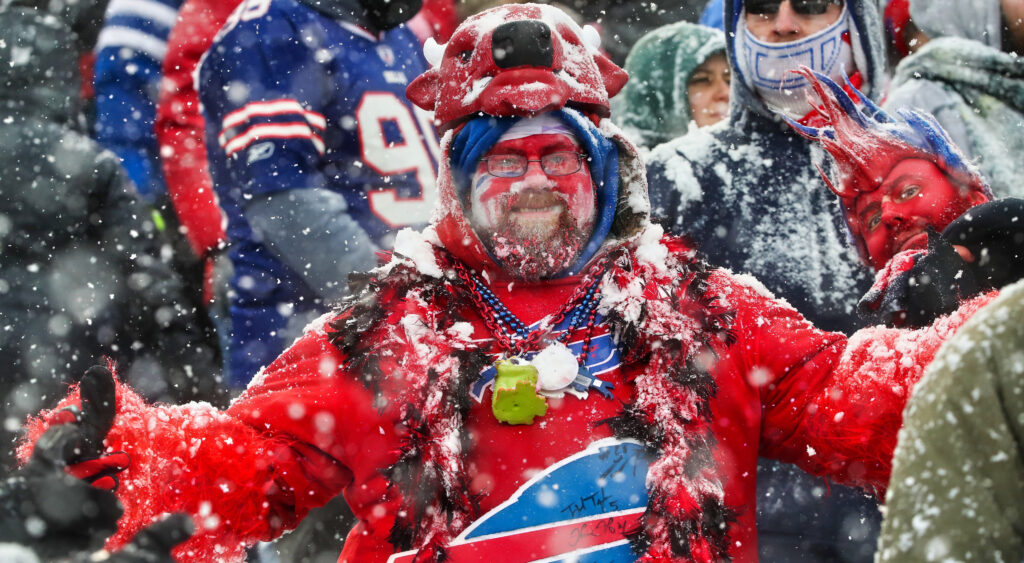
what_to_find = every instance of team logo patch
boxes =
[246,141,275,164]
[388,439,653,562]
[377,45,396,65]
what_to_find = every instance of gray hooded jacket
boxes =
[884,0,1024,199]
[646,0,886,334]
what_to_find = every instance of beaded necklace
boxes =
[450,254,609,364]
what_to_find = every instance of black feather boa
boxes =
[328,231,737,562]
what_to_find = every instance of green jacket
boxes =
[878,279,1024,562]
[613,22,725,149]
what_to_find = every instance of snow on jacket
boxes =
[20,105,997,562]
[154,0,236,261]
[0,6,221,466]
[883,0,1024,199]
[877,279,1024,562]
[645,0,887,336]
[93,0,183,201]
[612,22,726,149]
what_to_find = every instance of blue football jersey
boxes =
[199,0,439,249]
[198,0,438,385]
[94,0,183,200]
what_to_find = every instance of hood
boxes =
[724,0,887,121]
[615,22,727,148]
[894,36,1024,115]
[909,0,1003,48]
[0,7,81,123]
[432,109,650,278]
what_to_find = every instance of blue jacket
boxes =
[198,0,435,385]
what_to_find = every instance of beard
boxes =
[482,203,590,281]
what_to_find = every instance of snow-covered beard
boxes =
[481,192,591,280]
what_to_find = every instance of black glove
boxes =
[72,513,194,563]
[38,366,130,492]
[942,198,1024,290]
[859,230,984,327]
[899,229,984,327]
[0,370,123,555]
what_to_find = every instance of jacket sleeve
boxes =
[243,188,380,302]
[197,15,332,199]
[19,323,364,563]
[710,269,998,497]
[155,0,232,259]
[877,281,1024,563]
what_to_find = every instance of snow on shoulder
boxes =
[392,227,443,278]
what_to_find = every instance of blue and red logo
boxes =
[388,439,653,562]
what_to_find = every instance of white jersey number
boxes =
[358,92,439,227]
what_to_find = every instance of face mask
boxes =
[736,2,854,118]
[360,0,422,30]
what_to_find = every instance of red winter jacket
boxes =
[155,0,237,261]
[20,117,996,562]
[20,239,994,563]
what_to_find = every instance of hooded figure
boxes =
[0,3,222,472]
[789,68,1024,328]
[17,5,998,563]
[613,22,728,149]
[883,0,1024,199]
[646,4,889,558]
[645,0,887,336]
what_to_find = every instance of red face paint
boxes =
[851,158,988,270]
[469,133,596,279]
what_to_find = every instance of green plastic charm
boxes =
[491,360,548,425]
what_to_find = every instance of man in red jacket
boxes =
[20,5,995,562]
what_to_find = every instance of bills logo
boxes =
[388,439,653,563]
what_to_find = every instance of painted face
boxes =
[852,158,988,270]
[745,0,844,42]
[469,133,597,279]
[687,52,731,128]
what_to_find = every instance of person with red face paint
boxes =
[789,68,1024,327]
[11,6,1004,563]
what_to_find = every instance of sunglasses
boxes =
[744,0,842,16]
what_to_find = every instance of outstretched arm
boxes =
[19,323,361,563]
[711,269,998,497]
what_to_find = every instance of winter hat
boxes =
[406,3,628,132]
[785,67,991,256]
[615,22,727,147]
[449,108,620,275]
